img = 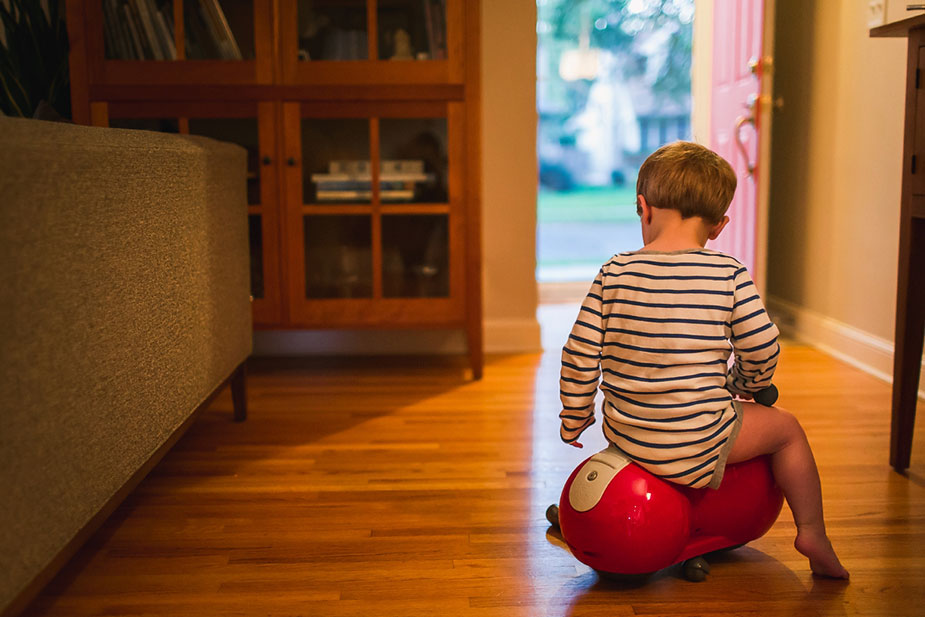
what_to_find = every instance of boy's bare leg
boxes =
[727,402,849,579]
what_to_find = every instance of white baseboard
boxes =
[484,317,543,354]
[252,317,542,357]
[767,295,925,399]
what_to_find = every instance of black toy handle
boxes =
[754,384,779,407]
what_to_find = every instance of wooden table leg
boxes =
[891,217,924,472]
[231,362,248,422]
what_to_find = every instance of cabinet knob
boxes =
[287,157,297,166]
[262,156,271,165]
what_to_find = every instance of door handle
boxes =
[735,95,757,176]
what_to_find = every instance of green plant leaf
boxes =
[0,0,69,118]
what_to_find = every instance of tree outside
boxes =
[537,0,694,282]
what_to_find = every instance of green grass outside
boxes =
[537,186,639,223]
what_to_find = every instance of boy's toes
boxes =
[795,532,849,580]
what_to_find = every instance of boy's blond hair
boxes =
[636,141,737,225]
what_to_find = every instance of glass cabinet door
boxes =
[376,0,446,61]
[378,117,448,204]
[303,215,373,298]
[284,102,463,326]
[296,0,368,61]
[96,0,272,83]
[280,0,461,84]
[381,214,449,298]
[105,102,282,324]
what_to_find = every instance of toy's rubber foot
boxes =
[545,504,560,528]
[683,556,710,582]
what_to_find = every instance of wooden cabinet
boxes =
[66,0,483,377]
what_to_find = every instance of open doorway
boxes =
[536,0,694,312]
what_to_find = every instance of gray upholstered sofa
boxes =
[0,117,252,616]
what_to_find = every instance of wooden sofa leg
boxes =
[231,362,247,422]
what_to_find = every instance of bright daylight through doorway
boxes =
[536,0,694,289]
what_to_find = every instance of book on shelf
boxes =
[382,160,425,175]
[330,160,372,176]
[206,0,243,59]
[318,160,427,180]
[144,0,176,60]
[132,0,164,60]
[104,0,176,60]
[312,173,431,184]
[161,5,175,36]
[311,160,433,203]
[312,158,432,202]
[102,0,124,58]
[154,9,177,59]
[192,0,243,60]
[122,4,146,59]
[316,190,415,202]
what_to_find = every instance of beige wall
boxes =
[480,0,541,352]
[767,0,906,342]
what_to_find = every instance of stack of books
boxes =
[103,0,176,60]
[312,160,433,202]
[103,0,242,61]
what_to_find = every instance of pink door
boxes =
[707,0,770,283]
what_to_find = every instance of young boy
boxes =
[559,141,849,579]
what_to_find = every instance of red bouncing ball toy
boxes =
[554,446,783,581]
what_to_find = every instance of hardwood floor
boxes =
[22,340,925,616]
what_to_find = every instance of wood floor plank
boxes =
[19,341,925,617]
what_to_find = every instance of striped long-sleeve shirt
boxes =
[559,248,780,489]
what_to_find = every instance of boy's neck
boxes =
[641,208,711,252]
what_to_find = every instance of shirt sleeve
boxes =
[726,266,780,396]
[559,270,605,444]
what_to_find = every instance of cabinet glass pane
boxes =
[188,118,260,205]
[248,214,264,299]
[379,118,447,203]
[382,215,448,298]
[377,0,445,61]
[304,215,372,298]
[302,118,371,204]
[110,117,179,133]
[184,0,255,60]
[298,0,368,61]
[102,0,176,60]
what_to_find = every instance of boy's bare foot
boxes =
[794,526,849,579]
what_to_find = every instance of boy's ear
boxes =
[637,194,652,224]
[707,215,730,240]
